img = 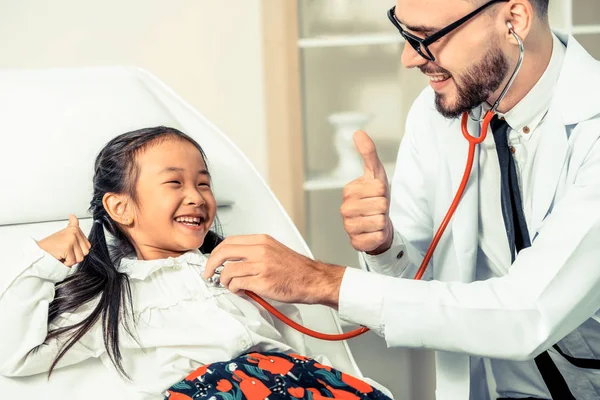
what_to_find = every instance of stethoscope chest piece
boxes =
[205,265,225,288]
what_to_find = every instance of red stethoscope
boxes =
[212,24,525,341]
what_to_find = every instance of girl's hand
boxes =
[37,215,92,267]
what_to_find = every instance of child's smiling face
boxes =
[126,137,217,260]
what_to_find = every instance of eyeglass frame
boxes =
[387,0,510,62]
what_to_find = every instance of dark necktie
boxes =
[490,116,574,399]
[490,116,531,261]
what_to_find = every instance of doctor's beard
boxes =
[425,40,510,119]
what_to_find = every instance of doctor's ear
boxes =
[102,192,135,227]
[503,1,533,44]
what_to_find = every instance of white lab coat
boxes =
[379,33,600,399]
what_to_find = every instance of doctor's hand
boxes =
[37,214,92,267]
[341,130,393,255]
[204,234,346,307]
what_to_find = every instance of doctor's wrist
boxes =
[365,223,394,256]
[310,262,346,309]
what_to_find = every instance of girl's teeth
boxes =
[175,217,202,225]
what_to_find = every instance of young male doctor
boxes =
[205,0,600,398]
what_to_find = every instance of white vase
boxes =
[327,111,372,179]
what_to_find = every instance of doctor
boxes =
[206,0,600,398]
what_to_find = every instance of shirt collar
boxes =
[470,34,566,135]
[119,249,207,280]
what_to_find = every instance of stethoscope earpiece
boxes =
[506,21,514,31]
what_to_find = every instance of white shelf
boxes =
[304,162,396,191]
[298,33,403,48]
[571,25,600,35]
[303,175,351,191]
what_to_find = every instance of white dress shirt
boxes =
[0,239,303,398]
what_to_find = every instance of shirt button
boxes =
[240,340,249,348]
[396,250,404,259]
[510,146,516,154]
[523,126,531,134]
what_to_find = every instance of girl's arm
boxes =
[0,238,101,377]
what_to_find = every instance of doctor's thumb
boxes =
[353,130,387,183]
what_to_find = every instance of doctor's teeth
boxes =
[429,75,449,82]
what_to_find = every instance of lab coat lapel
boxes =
[442,115,480,283]
[554,32,600,126]
[529,106,567,235]
[531,33,600,233]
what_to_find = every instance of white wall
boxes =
[0,0,269,178]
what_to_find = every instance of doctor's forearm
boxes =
[338,261,599,360]
[339,268,546,358]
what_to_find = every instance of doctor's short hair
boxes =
[470,0,549,20]
[527,0,549,18]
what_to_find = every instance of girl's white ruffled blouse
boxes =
[0,239,313,397]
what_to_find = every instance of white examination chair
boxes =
[0,66,361,399]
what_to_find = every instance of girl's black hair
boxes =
[45,126,222,377]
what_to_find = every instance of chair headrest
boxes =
[0,66,181,225]
[0,65,308,256]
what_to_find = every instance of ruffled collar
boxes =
[118,249,208,280]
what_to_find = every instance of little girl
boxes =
[0,127,391,400]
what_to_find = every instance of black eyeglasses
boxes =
[387,0,509,62]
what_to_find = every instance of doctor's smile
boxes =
[420,65,452,90]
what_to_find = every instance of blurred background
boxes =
[0,1,598,398]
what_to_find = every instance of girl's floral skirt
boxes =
[164,352,392,400]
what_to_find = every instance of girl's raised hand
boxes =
[37,214,92,267]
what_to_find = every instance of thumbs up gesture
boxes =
[37,214,92,267]
[340,131,393,254]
